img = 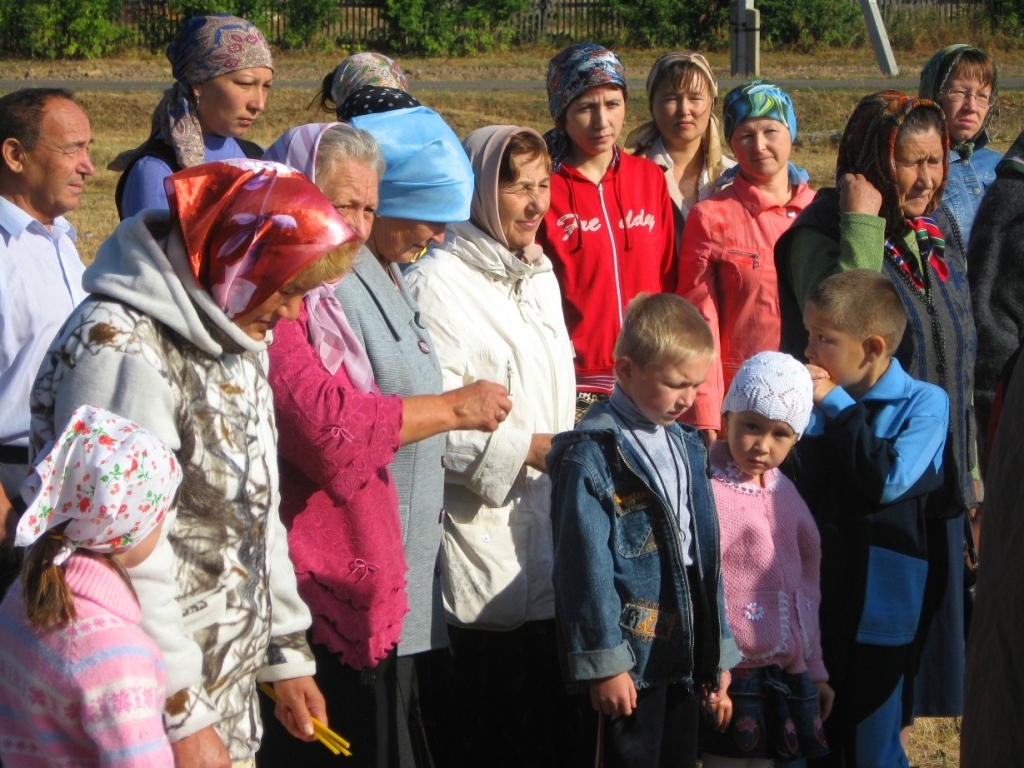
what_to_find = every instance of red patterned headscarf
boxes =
[164,159,355,319]
[836,90,949,237]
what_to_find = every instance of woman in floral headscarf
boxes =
[317,51,418,120]
[776,90,978,739]
[626,52,736,247]
[676,80,814,444]
[535,43,675,421]
[113,14,274,219]
[920,44,1001,248]
[30,159,359,767]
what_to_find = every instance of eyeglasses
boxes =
[942,88,995,107]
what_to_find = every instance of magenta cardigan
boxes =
[268,305,408,669]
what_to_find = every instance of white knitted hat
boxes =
[721,351,814,437]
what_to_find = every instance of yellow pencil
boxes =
[258,683,352,756]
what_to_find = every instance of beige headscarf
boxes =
[625,52,725,185]
[461,125,547,264]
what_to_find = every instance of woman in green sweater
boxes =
[775,90,977,726]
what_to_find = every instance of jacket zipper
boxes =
[614,444,695,679]
[513,278,566,430]
[597,182,624,326]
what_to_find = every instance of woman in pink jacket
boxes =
[677,80,815,443]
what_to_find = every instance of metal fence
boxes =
[110,0,1004,50]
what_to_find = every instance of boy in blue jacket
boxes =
[792,269,949,768]
[548,293,741,768]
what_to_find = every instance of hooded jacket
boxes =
[405,221,576,629]
[29,211,315,759]
[536,150,676,393]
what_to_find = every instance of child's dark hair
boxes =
[614,293,715,368]
[805,270,907,351]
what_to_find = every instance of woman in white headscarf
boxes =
[404,125,576,766]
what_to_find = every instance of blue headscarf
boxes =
[722,79,798,143]
[544,43,627,169]
[350,106,473,223]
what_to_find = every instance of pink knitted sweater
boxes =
[709,442,828,681]
[268,306,408,669]
[0,554,172,767]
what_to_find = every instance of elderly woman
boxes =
[920,44,1001,248]
[257,121,511,767]
[677,80,814,443]
[404,125,576,764]
[535,43,675,421]
[113,14,274,219]
[29,160,355,766]
[626,51,736,247]
[776,90,978,749]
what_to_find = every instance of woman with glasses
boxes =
[919,44,1001,248]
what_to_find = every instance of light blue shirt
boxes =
[120,134,252,219]
[943,143,1001,249]
[0,196,86,447]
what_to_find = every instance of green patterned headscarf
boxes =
[919,44,998,159]
[722,80,797,143]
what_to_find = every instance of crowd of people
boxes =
[0,12,1019,768]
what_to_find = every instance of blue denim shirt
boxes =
[942,141,1001,250]
[548,402,741,691]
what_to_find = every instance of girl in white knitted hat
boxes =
[700,351,834,767]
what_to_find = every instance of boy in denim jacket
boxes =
[548,294,741,768]
[792,270,948,768]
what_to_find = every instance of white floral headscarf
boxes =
[17,405,183,566]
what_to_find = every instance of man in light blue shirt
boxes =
[0,88,93,587]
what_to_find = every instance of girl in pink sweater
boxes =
[701,352,833,766]
[0,405,181,768]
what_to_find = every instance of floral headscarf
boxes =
[919,44,998,158]
[544,43,626,169]
[329,52,409,115]
[624,52,725,186]
[722,79,798,143]
[160,15,273,169]
[837,90,949,236]
[164,159,355,319]
[263,124,377,389]
[17,405,182,567]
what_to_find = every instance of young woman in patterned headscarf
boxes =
[113,14,274,219]
[535,43,675,422]
[776,91,978,755]
[919,44,1001,247]
[626,52,736,247]
[676,80,814,444]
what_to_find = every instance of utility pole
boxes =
[730,0,760,77]
[859,0,899,76]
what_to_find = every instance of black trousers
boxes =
[575,682,701,768]
[256,641,435,768]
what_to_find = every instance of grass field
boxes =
[7,48,986,764]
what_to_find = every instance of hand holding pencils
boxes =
[259,682,352,757]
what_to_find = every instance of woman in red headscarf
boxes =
[28,159,358,767]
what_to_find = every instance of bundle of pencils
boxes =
[258,682,352,757]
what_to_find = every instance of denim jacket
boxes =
[548,402,741,692]
[942,138,1001,250]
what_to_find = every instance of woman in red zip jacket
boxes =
[536,43,677,422]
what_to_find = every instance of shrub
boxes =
[380,0,532,55]
[0,0,133,58]
[606,0,728,48]
[757,0,865,50]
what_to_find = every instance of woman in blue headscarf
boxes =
[112,14,274,219]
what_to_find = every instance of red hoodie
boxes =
[537,150,676,393]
